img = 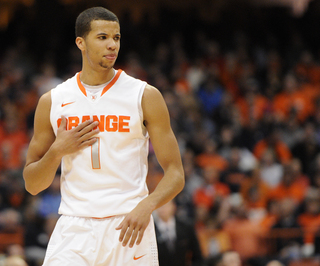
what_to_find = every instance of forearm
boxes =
[23,145,62,195]
[141,166,185,213]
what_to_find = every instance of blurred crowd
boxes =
[1,7,320,266]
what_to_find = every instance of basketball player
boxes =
[23,7,184,266]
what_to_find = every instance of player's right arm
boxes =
[23,91,99,195]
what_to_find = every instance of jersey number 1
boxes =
[91,138,101,169]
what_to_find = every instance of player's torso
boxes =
[50,70,150,217]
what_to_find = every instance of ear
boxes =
[75,37,86,51]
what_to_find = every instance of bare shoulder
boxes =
[33,90,53,136]
[142,84,163,103]
[38,90,52,108]
[142,84,169,127]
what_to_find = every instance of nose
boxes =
[107,39,117,50]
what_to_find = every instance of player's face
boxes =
[83,20,120,70]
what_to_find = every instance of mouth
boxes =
[104,54,117,61]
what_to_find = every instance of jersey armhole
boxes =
[138,82,148,137]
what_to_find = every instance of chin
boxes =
[100,64,114,70]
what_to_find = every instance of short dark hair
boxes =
[75,7,119,38]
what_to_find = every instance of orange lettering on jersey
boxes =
[57,117,67,128]
[106,115,118,132]
[68,116,80,130]
[119,116,130,132]
[93,115,105,131]
[56,115,131,132]
[82,115,91,123]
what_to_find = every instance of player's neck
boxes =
[80,68,115,86]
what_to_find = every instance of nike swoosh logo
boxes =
[133,254,146,260]
[61,101,75,107]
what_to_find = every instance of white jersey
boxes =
[50,69,149,217]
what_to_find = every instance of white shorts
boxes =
[42,215,159,266]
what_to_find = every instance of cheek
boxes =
[85,50,98,65]
[86,41,101,55]
[86,47,100,58]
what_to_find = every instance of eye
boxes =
[98,36,107,40]
[114,36,120,41]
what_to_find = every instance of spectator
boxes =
[294,50,320,100]
[289,158,310,188]
[32,63,63,96]
[196,217,231,262]
[279,116,304,150]
[273,73,314,123]
[222,204,268,263]
[218,129,258,174]
[196,139,229,172]
[193,166,230,216]
[259,149,283,189]
[271,198,302,255]
[175,149,204,220]
[218,126,237,160]
[268,162,308,205]
[306,170,320,201]
[253,126,292,165]
[240,168,270,220]
[259,199,281,232]
[197,69,225,118]
[237,118,264,152]
[297,193,320,256]
[235,78,269,126]
[154,200,204,266]
[186,58,206,92]
[0,105,28,171]
[219,52,241,101]
[221,147,248,193]
[291,122,320,175]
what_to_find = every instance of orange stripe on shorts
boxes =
[92,215,116,219]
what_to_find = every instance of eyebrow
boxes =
[96,33,121,37]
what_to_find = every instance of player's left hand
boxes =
[115,199,153,248]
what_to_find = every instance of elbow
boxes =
[23,170,41,196]
[24,183,40,196]
[178,171,185,193]
[181,175,185,192]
